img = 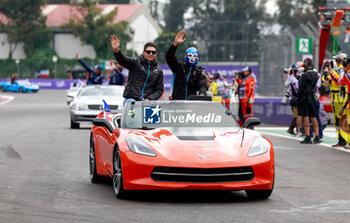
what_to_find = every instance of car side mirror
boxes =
[243,117,261,129]
[93,118,114,133]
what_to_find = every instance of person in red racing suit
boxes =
[238,66,256,123]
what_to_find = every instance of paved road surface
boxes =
[0,90,350,223]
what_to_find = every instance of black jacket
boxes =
[166,44,207,100]
[113,51,164,100]
[297,68,319,102]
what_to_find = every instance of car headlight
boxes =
[248,136,270,157]
[71,103,88,111]
[126,136,157,157]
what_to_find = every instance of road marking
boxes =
[0,95,14,106]
[271,200,350,213]
[256,126,350,153]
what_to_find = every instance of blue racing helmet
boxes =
[185,47,198,66]
[94,65,103,71]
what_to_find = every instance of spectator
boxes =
[109,64,125,86]
[338,56,350,148]
[237,66,256,123]
[109,35,164,104]
[297,58,320,144]
[323,53,348,147]
[76,52,103,85]
[10,73,19,84]
[165,30,207,100]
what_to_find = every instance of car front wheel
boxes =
[70,117,80,129]
[19,87,23,93]
[113,148,127,199]
[90,135,102,183]
[0,86,5,92]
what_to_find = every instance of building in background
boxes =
[0,3,162,59]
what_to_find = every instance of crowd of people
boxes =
[283,53,350,147]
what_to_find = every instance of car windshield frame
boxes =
[121,101,239,129]
[77,86,123,97]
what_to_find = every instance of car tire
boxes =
[245,176,274,199]
[70,117,80,129]
[0,86,5,92]
[89,135,102,183]
[19,87,23,93]
[113,148,127,199]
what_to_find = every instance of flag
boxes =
[102,99,110,118]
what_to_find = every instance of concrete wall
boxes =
[54,33,96,59]
[0,33,25,59]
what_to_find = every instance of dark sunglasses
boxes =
[145,50,157,55]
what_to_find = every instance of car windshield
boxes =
[123,101,239,129]
[78,87,123,97]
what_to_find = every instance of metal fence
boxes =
[258,23,328,97]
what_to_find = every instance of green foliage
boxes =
[154,31,197,64]
[62,0,133,59]
[0,0,52,58]
[164,0,189,32]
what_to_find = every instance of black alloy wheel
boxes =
[89,136,101,183]
[113,148,127,199]
[0,86,5,92]
[19,87,23,93]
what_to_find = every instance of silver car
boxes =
[70,85,124,129]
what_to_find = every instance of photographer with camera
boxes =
[284,64,303,136]
[296,58,320,144]
[323,52,348,147]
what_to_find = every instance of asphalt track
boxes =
[0,90,350,223]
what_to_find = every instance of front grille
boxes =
[88,104,118,110]
[151,167,254,183]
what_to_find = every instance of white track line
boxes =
[258,128,350,153]
[0,95,14,106]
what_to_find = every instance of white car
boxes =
[70,85,124,129]
[66,86,82,105]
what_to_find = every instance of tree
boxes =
[0,0,52,58]
[163,0,189,31]
[188,0,266,61]
[154,31,197,64]
[62,0,132,59]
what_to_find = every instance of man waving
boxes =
[166,30,207,100]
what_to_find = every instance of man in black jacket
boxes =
[297,58,320,144]
[166,30,207,100]
[109,35,164,104]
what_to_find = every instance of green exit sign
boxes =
[296,37,312,54]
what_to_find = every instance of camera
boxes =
[237,71,244,79]
[281,91,290,105]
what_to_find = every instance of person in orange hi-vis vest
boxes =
[237,66,256,124]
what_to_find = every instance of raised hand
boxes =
[173,30,186,47]
[109,34,121,53]
[75,52,80,60]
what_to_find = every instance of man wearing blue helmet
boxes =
[76,52,104,85]
[166,30,207,100]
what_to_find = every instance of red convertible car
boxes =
[90,101,275,199]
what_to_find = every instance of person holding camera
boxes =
[323,53,348,147]
[297,58,320,144]
[237,66,256,124]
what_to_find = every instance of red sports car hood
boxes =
[127,127,263,165]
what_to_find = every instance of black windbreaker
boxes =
[113,51,164,100]
[297,68,319,102]
[166,44,207,100]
